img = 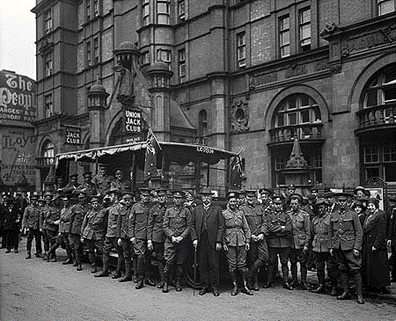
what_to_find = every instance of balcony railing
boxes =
[357,103,396,131]
[36,157,55,167]
[269,123,323,143]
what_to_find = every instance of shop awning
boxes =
[56,141,238,166]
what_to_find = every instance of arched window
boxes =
[41,140,55,165]
[359,64,396,183]
[198,109,208,145]
[270,94,323,186]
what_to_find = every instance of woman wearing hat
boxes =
[361,198,390,293]
[352,200,367,226]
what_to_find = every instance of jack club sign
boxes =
[65,126,81,145]
[0,70,36,122]
[124,108,142,134]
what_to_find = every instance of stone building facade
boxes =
[32,0,396,194]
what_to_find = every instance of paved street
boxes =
[1,240,396,321]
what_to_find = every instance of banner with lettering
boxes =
[65,126,81,145]
[0,70,36,122]
[0,127,37,186]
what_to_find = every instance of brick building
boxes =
[31,0,396,194]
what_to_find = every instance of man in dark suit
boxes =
[190,187,224,296]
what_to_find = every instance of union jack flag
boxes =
[144,128,161,180]
[229,154,242,188]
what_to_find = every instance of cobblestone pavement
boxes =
[1,239,396,321]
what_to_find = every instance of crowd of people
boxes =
[1,166,395,304]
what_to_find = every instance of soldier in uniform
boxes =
[22,194,42,259]
[93,164,112,196]
[330,192,364,304]
[95,188,124,278]
[162,190,192,293]
[264,194,293,290]
[69,191,90,271]
[147,188,168,289]
[310,198,337,294]
[40,192,60,261]
[2,196,22,253]
[237,190,246,209]
[128,189,155,289]
[74,171,97,198]
[222,191,252,296]
[110,168,131,194]
[81,194,106,273]
[60,173,80,194]
[117,191,134,282]
[190,187,224,296]
[48,193,74,263]
[287,193,311,289]
[242,190,268,291]
[258,188,273,212]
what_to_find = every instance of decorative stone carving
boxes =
[320,23,339,39]
[286,138,308,169]
[231,100,249,133]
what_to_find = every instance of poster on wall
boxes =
[0,127,37,187]
[365,187,384,210]
[0,70,37,122]
[124,108,143,142]
[65,126,81,145]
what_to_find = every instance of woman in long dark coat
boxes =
[362,198,390,293]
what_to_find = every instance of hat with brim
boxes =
[83,171,92,177]
[290,193,303,203]
[122,191,134,198]
[30,193,39,200]
[157,189,167,196]
[107,187,121,195]
[173,190,185,198]
[139,188,151,197]
[245,190,256,197]
[259,188,273,195]
[315,198,327,206]
[90,194,102,201]
[354,186,366,193]
[335,192,352,200]
[227,191,238,200]
[367,197,379,207]
[271,194,284,204]
[199,187,212,196]
[69,173,78,178]
[352,200,366,210]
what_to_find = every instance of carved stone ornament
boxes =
[231,100,249,133]
[319,23,339,39]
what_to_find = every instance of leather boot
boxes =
[135,278,144,289]
[63,249,73,265]
[330,278,338,296]
[311,269,326,293]
[25,252,31,259]
[132,258,138,283]
[241,270,253,295]
[95,254,109,277]
[112,256,124,279]
[175,265,183,292]
[120,261,132,282]
[282,265,293,290]
[337,272,351,300]
[263,265,274,288]
[230,270,238,296]
[76,264,83,271]
[354,271,364,304]
[300,266,308,290]
[162,267,170,293]
[252,274,259,291]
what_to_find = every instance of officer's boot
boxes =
[253,273,259,291]
[241,269,253,295]
[330,276,338,296]
[230,270,238,296]
[354,271,364,304]
[145,256,156,286]
[135,257,145,289]
[112,256,123,279]
[25,251,31,259]
[132,257,138,283]
[290,263,298,288]
[120,260,132,282]
[95,254,109,277]
[337,271,351,300]
[175,265,183,292]
[263,265,274,288]
[63,248,73,265]
[300,265,308,290]
[311,269,326,293]
[162,264,170,293]
[157,260,165,289]
[88,252,97,273]
[282,265,293,290]
[75,249,82,271]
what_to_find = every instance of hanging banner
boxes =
[0,70,36,122]
[65,126,81,145]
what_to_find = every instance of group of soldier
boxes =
[1,167,395,303]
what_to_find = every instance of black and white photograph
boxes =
[1,0,396,320]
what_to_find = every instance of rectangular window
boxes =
[300,109,310,123]
[94,0,99,17]
[299,7,311,52]
[364,147,379,163]
[44,10,52,34]
[288,112,297,125]
[383,146,396,162]
[178,0,186,20]
[157,0,170,25]
[237,32,246,68]
[279,15,290,58]
[86,41,92,67]
[44,53,53,77]
[45,94,53,118]
[178,48,186,82]
[275,158,286,170]
[276,114,285,127]
[157,49,171,62]
[378,0,395,15]
[143,0,150,26]
[86,0,91,20]
[94,38,99,64]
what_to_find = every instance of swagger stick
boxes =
[193,246,197,296]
